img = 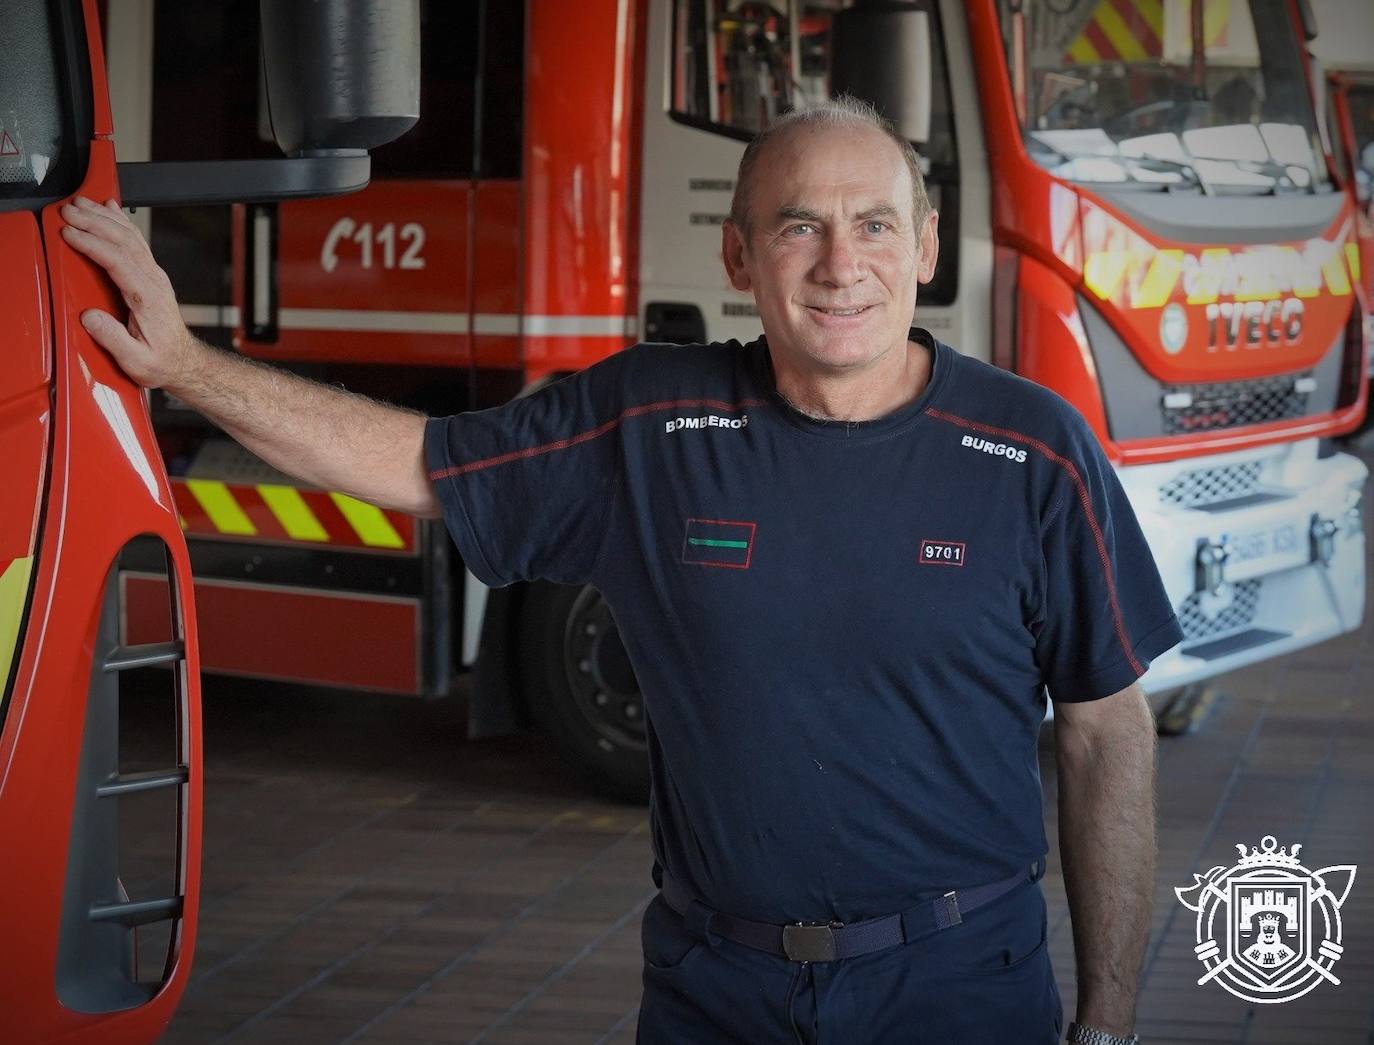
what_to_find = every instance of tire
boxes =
[518,581,650,802]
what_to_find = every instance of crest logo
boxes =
[1175,835,1356,1004]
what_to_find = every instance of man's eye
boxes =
[865,221,888,234]
[786,223,815,236]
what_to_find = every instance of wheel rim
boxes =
[562,586,647,753]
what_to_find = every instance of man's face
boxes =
[722,122,939,375]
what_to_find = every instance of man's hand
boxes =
[57,194,440,519]
[1053,682,1157,1039]
[59,196,207,392]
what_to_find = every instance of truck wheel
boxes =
[519,582,649,802]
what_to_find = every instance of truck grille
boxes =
[1161,372,1311,434]
[1159,461,1264,509]
[1177,579,1262,642]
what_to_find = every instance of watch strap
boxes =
[1065,1021,1139,1045]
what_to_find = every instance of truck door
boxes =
[2,1,203,1039]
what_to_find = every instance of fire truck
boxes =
[112,0,1368,799]
[2,1,414,1039]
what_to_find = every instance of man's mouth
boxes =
[806,305,875,317]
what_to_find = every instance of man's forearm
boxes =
[171,339,440,518]
[1055,697,1157,1037]
[56,197,441,517]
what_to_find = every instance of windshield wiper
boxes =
[1026,135,1206,193]
[1122,155,1211,195]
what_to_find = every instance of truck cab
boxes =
[2,2,203,1037]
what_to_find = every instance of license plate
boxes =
[1218,521,1306,583]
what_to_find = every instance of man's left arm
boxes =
[1053,681,1157,1039]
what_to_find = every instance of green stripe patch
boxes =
[688,537,749,549]
[683,518,756,569]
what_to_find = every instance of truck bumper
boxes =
[1119,438,1367,695]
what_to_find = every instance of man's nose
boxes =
[812,230,864,287]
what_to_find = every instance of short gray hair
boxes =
[727,94,931,237]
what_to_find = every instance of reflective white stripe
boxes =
[178,305,633,337]
[180,304,241,327]
[520,314,636,336]
[473,313,520,335]
[278,308,469,333]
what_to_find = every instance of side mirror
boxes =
[830,2,933,146]
[118,0,420,207]
[259,0,419,157]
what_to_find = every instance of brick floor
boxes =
[119,442,1374,1044]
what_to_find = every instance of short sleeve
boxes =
[424,353,627,588]
[1035,417,1183,702]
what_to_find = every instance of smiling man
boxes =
[721,108,937,415]
[64,96,1180,1045]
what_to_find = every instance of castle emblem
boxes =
[1175,835,1356,1003]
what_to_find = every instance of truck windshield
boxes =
[1,0,80,210]
[997,0,1330,195]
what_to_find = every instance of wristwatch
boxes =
[1065,1022,1139,1045]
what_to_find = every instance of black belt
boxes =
[658,859,1044,963]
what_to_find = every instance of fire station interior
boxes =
[15,0,1374,1041]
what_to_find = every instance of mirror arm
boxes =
[117,153,370,208]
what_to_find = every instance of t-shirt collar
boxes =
[749,326,950,441]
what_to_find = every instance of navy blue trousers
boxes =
[637,880,1063,1044]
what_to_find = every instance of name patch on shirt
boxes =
[666,414,750,433]
[960,434,1027,463]
[683,518,756,569]
[919,539,966,567]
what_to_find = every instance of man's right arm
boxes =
[60,196,440,519]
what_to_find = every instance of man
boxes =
[62,97,1181,1044]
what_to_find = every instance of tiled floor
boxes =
[125,444,1374,1044]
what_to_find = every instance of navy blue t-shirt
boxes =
[425,329,1183,924]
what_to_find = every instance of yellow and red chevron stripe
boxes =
[172,479,416,553]
[1064,0,1231,65]
[1066,0,1165,64]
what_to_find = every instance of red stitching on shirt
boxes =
[926,406,1144,677]
[428,397,767,480]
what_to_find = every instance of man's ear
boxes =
[722,221,752,293]
[916,210,940,284]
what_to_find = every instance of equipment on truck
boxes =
[115,0,1367,800]
[1,1,416,1039]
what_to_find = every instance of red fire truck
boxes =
[113,0,1368,799]
[2,1,414,1038]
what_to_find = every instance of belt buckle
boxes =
[782,920,843,963]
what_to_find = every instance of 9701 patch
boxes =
[682,518,756,569]
[919,539,965,567]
